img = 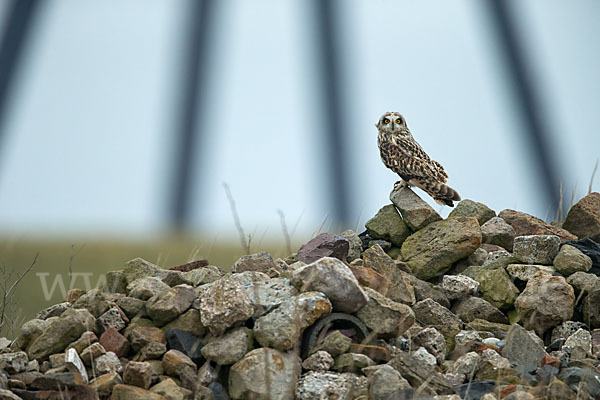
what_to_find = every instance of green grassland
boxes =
[0,235,293,338]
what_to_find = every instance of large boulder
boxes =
[448,199,496,225]
[27,308,96,361]
[356,287,415,338]
[291,257,368,313]
[498,209,577,241]
[502,324,547,373]
[253,292,331,351]
[562,192,600,242]
[365,204,411,247]
[229,348,301,400]
[412,298,463,340]
[199,278,254,336]
[553,244,593,276]
[473,268,520,311]
[296,233,349,264]
[146,284,195,326]
[515,273,575,335]
[481,216,516,251]
[513,235,560,265]
[401,217,482,280]
[390,187,442,231]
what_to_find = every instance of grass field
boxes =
[0,235,294,338]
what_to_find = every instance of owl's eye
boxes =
[383,118,390,124]
[396,118,402,124]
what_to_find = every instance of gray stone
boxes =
[401,217,482,280]
[483,249,512,265]
[562,192,600,242]
[201,327,254,365]
[474,268,520,311]
[183,265,223,286]
[408,276,450,308]
[553,244,593,276]
[441,275,479,300]
[362,245,415,305]
[454,330,483,349]
[309,330,351,357]
[295,371,368,400]
[161,309,205,338]
[564,328,592,360]
[229,347,301,400]
[551,321,589,343]
[27,308,96,361]
[291,257,367,313]
[89,372,123,398]
[123,361,153,389]
[0,352,28,374]
[356,287,415,338]
[412,347,437,368]
[390,186,442,231]
[333,353,375,373]
[253,291,331,351]
[227,271,271,286]
[110,384,167,400]
[94,351,123,375]
[116,296,146,319]
[240,277,298,318]
[368,365,412,400]
[302,351,334,371]
[149,378,187,400]
[451,296,508,324]
[232,251,282,277]
[199,278,254,336]
[412,298,463,340]
[582,284,600,328]
[35,302,71,320]
[297,233,350,264]
[134,341,167,361]
[481,216,516,251]
[80,342,106,366]
[453,247,487,273]
[122,257,168,284]
[72,288,110,317]
[450,351,480,377]
[146,284,195,326]
[365,204,411,247]
[503,324,547,373]
[498,209,577,241]
[448,199,496,226]
[64,348,87,383]
[127,277,170,300]
[339,229,362,262]
[513,235,561,265]
[515,273,575,335]
[566,271,600,295]
[97,307,128,333]
[412,327,447,364]
[507,264,555,281]
[388,352,454,395]
[480,348,510,369]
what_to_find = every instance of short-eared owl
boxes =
[376,112,461,207]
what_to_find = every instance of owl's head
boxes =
[376,112,409,135]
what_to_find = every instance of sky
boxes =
[0,0,598,240]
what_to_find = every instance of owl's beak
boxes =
[391,123,395,131]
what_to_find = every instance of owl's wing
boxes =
[381,137,449,183]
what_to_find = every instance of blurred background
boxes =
[0,0,598,334]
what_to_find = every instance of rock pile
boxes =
[0,189,599,399]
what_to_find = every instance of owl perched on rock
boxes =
[376,112,461,207]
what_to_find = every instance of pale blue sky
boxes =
[0,0,598,239]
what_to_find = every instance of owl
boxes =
[376,112,461,207]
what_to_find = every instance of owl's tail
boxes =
[411,179,461,207]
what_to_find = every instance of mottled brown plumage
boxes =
[376,112,461,207]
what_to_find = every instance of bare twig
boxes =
[0,252,38,332]
[589,159,598,195]
[311,215,328,239]
[223,183,250,254]
[277,209,292,255]
[556,182,564,222]
[67,244,85,291]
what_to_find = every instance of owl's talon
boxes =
[394,180,409,191]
